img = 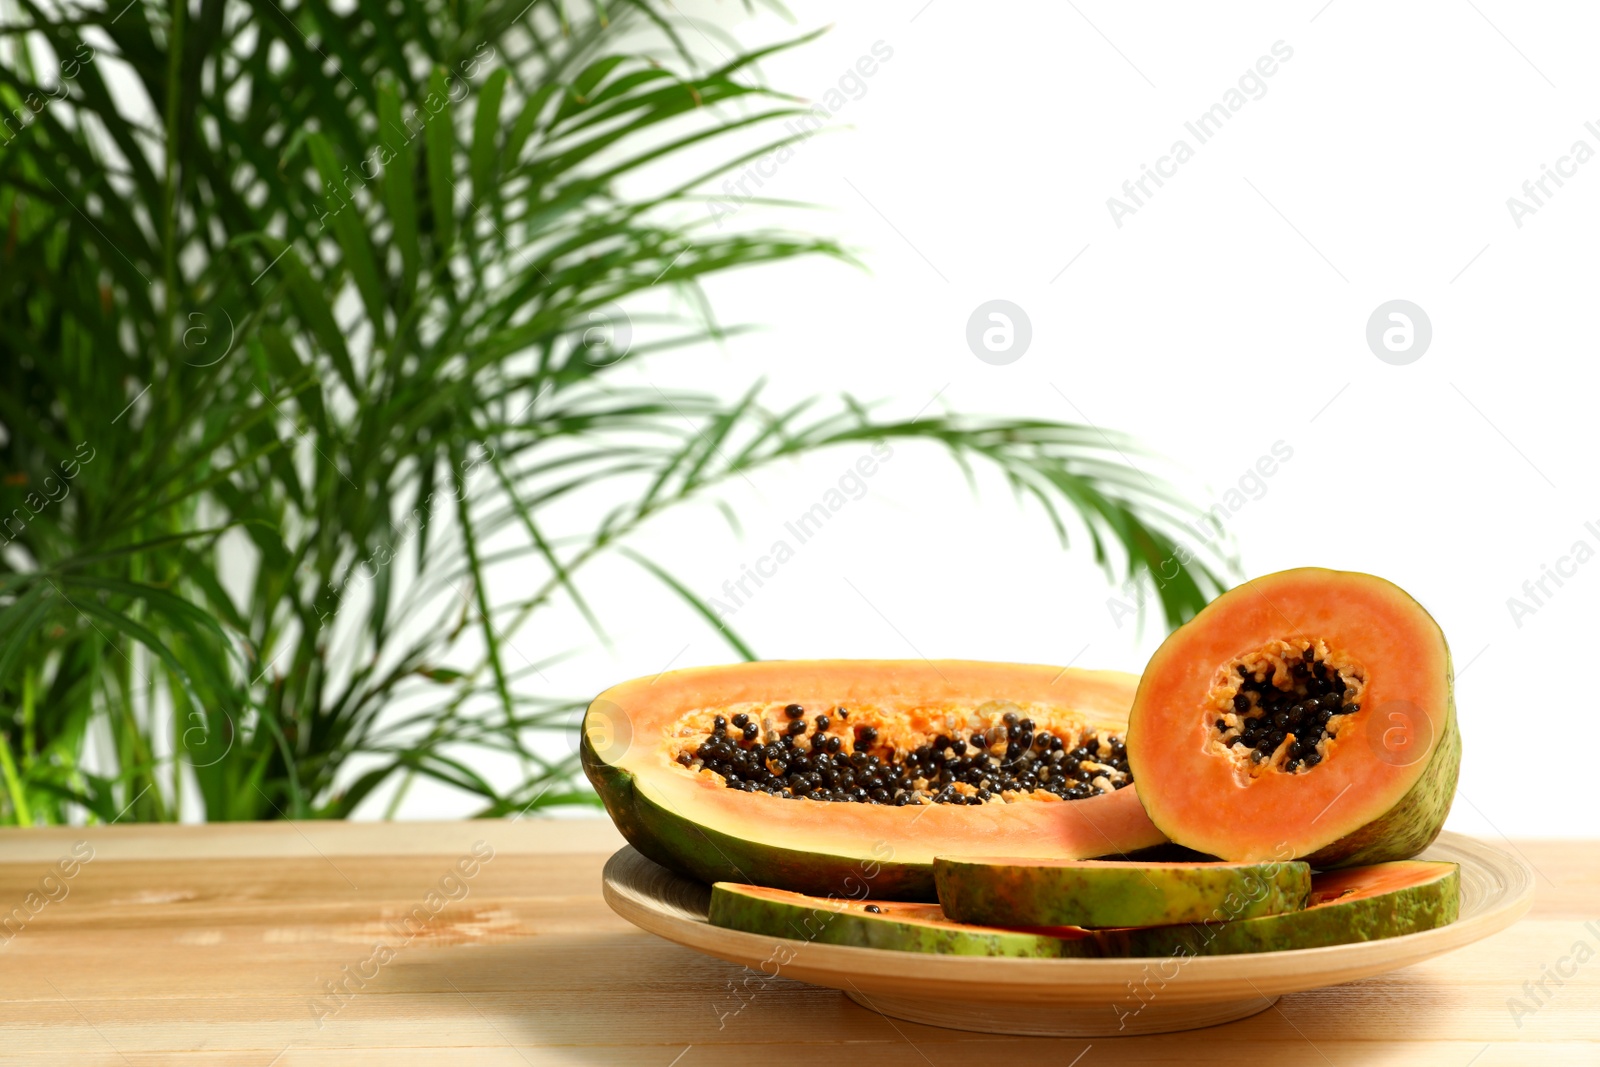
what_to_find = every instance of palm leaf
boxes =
[0,0,1232,827]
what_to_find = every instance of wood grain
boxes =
[0,820,1592,1064]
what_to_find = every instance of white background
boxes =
[400,0,1600,843]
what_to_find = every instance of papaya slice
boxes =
[1126,568,1459,867]
[934,856,1310,928]
[581,660,1168,900]
[1087,860,1461,956]
[707,882,1095,957]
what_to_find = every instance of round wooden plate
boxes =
[601,830,1533,1037]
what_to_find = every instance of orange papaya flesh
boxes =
[1126,568,1459,868]
[1081,860,1461,956]
[707,881,1095,957]
[713,862,1459,958]
[582,660,1168,900]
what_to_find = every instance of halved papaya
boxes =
[1126,568,1459,867]
[707,882,1095,957]
[581,660,1168,899]
[1086,860,1460,956]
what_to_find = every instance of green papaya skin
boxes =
[585,745,1178,902]
[935,857,1311,929]
[582,661,1190,900]
[1307,660,1460,869]
[583,731,941,899]
[1088,861,1460,957]
[708,882,1093,958]
[1125,568,1462,868]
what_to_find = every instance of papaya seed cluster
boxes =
[680,704,1133,804]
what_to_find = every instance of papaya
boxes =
[934,856,1311,929]
[1086,860,1461,956]
[581,660,1168,899]
[707,881,1095,957]
[1126,567,1459,868]
[709,863,1456,959]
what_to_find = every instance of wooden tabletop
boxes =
[0,820,1594,1065]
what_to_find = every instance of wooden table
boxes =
[0,820,1593,1065]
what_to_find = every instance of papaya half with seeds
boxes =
[707,882,1096,958]
[1126,567,1459,868]
[581,660,1168,900]
[1086,860,1461,956]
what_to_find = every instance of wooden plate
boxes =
[601,830,1533,1036]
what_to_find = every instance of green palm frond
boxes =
[0,0,1231,825]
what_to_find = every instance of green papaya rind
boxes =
[583,662,1184,901]
[1089,861,1461,957]
[707,882,1091,958]
[1307,659,1460,869]
[583,727,1173,903]
[583,735,940,899]
[1126,568,1462,868]
[935,857,1312,929]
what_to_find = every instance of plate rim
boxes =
[601,828,1535,1000]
